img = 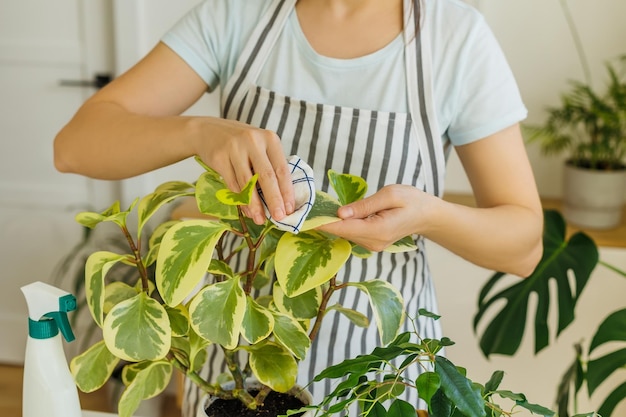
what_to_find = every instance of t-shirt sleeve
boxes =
[443,12,527,146]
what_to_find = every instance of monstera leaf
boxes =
[586,308,626,417]
[474,210,599,357]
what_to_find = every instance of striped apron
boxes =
[184,0,447,414]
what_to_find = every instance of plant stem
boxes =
[559,0,592,86]
[600,260,626,278]
[120,225,150,292]
[308,277,338,342]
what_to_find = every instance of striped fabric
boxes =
[185,0,447,415]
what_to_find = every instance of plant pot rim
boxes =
[565,159,626,171]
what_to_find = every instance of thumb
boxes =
[337,196,380,219]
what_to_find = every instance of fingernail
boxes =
[273,207,285,220]
[255,214,266,225]
[285,202,294,215]
[340,206,354,218]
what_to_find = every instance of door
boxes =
[0,0,116,364]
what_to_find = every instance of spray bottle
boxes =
[21,281,82,417]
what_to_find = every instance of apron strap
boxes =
[403,0,446,197]
[222,0,296,118]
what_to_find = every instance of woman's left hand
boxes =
[317,184,434,252]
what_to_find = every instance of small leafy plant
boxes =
[295,310,554,417]
[68,157,412,417]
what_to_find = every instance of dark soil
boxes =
[204,390,306,417]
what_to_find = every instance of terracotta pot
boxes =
[563,164,626,229]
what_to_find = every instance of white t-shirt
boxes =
[162,0,527,146]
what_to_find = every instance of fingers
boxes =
[337,186,404,220]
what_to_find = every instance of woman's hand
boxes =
[317,185,432,251]
[192,118,295,225]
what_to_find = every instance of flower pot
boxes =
[563,164,626,229]
[197,380,313,417]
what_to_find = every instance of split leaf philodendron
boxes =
[69,157,414,417]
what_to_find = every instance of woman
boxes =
[54,0,543,414]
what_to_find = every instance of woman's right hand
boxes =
[192,117,295,224]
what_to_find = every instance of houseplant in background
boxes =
[525,55,626,229]
[474,209,626,416]
[67,156,413,417]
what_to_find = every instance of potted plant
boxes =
[525,55,626,229]
[474,209,626,416]
[68,156,413,417]
[297,309,555,417]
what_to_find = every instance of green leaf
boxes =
[207,259,235,279]
[137,181,194,238]
[301,191,342,231]
[117,360,173,417]
[589,308,626,353]
[273,282,322,319]
[85,251,130,327]
[416,372,441,405]
[474,210,598,356]
[271,311,310,360]
[435,356,486,417]
[326,304,370,328]
[347,279,405,345]
[484,370,504,393]
[215,174,258,206]
[587,348,626,395]
[188,328,210,373]
[165,304,190,337]
[102,292,171,362]
[241,296,274,344]
[188,278,246,349]
[596,381,626,417]
[275,231,351,297]
[103,282,138,314]
[384,236,417,253]
[195,171,238,219]
[388,399,416,417]
[75,200,135,229]
[70,340,120,393]
[327,170,367,205]
[247,342,298,393]
[156,219,228,306]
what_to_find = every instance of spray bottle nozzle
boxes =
[21,282,77,342]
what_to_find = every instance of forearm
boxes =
[54,100,201,180]
[421,197,543,277]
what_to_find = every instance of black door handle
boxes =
[59,73,112,89]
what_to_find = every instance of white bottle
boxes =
[21,281,82,417]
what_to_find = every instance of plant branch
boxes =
[599,260,626,278]
[308,277,338,342]
[120,225,150,292]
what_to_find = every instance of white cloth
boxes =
[259,155,315,234]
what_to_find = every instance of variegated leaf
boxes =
[148,219,179,249]
[241,296,274,344]
[188,278,246,349]
[215,174,259,206]
[327,170,368,205]
[208,259,235,279]
[156,219,228,306]
[70,340,119,393]
[301,191,341,231]
[195,171,238,219]
[103,292,171,362]
[273,282,322,319]
[103,282,138,314]
[137,182,194,238]
[165,304,190,337]
[275,231,351,297]
[271,311,310,360]
[351,243,373,259]
[326,304,370,328]
[247,342,298,393]
[121,361,152,386]
[347,279,405,345]
[384,235,418,253]
[75,200,121,229]
[189,327,210,373]
[85,251,130,327]
[118,360,173,417]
